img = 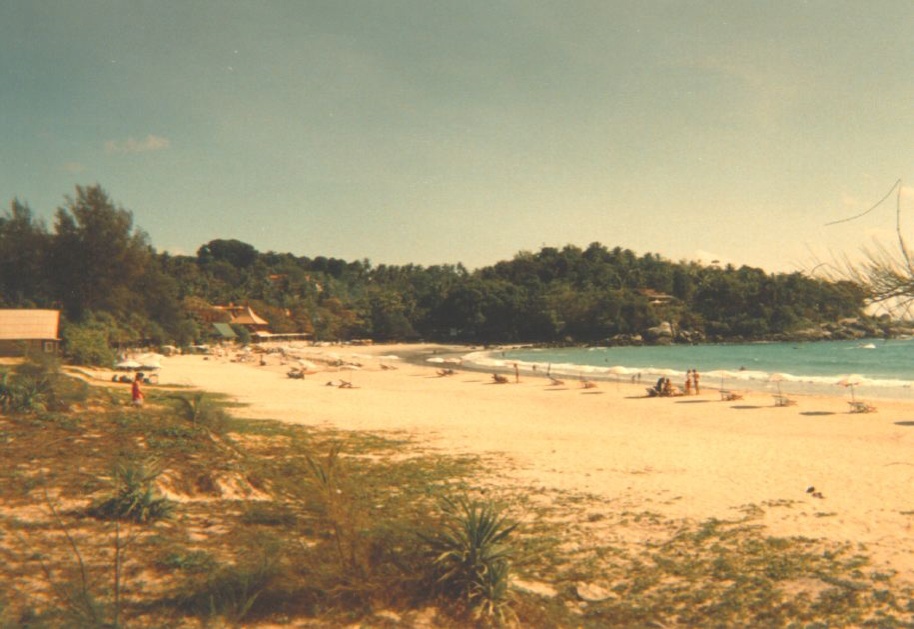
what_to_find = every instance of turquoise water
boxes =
[461,339,914,399]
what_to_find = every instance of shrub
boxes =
[61,321,116,367]
[423,497,519,622]
[88,460,173,523]
[169,392,228,433]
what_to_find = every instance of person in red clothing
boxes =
[131,372,145,407]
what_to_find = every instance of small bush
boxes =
[169,392,228,434]
[88,460,173,523]
[177,543,280,625]
[423,497,519,622]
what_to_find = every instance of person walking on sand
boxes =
[131,372,145,407]
[692,369,700,395]
[513,362,520,383]
[684,371,692,395]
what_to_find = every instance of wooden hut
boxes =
[0,309,60,357]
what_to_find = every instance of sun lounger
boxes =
[773,395,796,407]
[720,390,743,401]
[848,401,876,413]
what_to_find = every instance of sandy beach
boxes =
[157,343,914,585]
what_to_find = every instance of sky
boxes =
[1,1,912,274]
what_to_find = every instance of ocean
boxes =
[459,339,914,400]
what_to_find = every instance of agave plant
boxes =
[0,370,49,414]
[425,497,519,620]
[88,459,173,523]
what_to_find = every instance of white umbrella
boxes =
[837,374,865,403]
[115,359,142,371]
[426,357,446,364]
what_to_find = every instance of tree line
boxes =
[0,185,874,363]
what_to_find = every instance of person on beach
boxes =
[692,369,700,394]
[684,372,692,395]
[514,362,520,383]
[131,372,144,407]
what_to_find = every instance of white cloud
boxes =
[105,134,170,154]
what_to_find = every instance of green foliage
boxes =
[88,460,174,523]
[0,184,875,345]
[0,355,82,414]
[305,442,366,575]
[168,392,228,434]
[424,497,519,622]
[176,540,280,625]
[60,317,117,367]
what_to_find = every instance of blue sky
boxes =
[2,1,912,272]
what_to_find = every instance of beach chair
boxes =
[720,390,743,402]
[848,401,876,413]
[773,395,796,407]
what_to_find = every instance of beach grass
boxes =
[0,363,912,626]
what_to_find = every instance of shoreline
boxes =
[151,342,914,585]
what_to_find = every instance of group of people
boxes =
[649,369,701,398]
[683,369,701,395]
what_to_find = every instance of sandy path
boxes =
[156,343,914,581]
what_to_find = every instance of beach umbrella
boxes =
[115,359,142,371]
[137,353,163,370]
[426,357,446,364]
[837,374,864,402]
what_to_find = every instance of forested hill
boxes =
[0,185,886,363]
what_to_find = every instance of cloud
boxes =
[105,134,171,154]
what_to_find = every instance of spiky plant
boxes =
[88,460,173,523]
[169,392,227,433]
[425,497,519,621]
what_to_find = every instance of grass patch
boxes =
[1,368,912,626]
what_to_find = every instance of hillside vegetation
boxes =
[1,185,883,362]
